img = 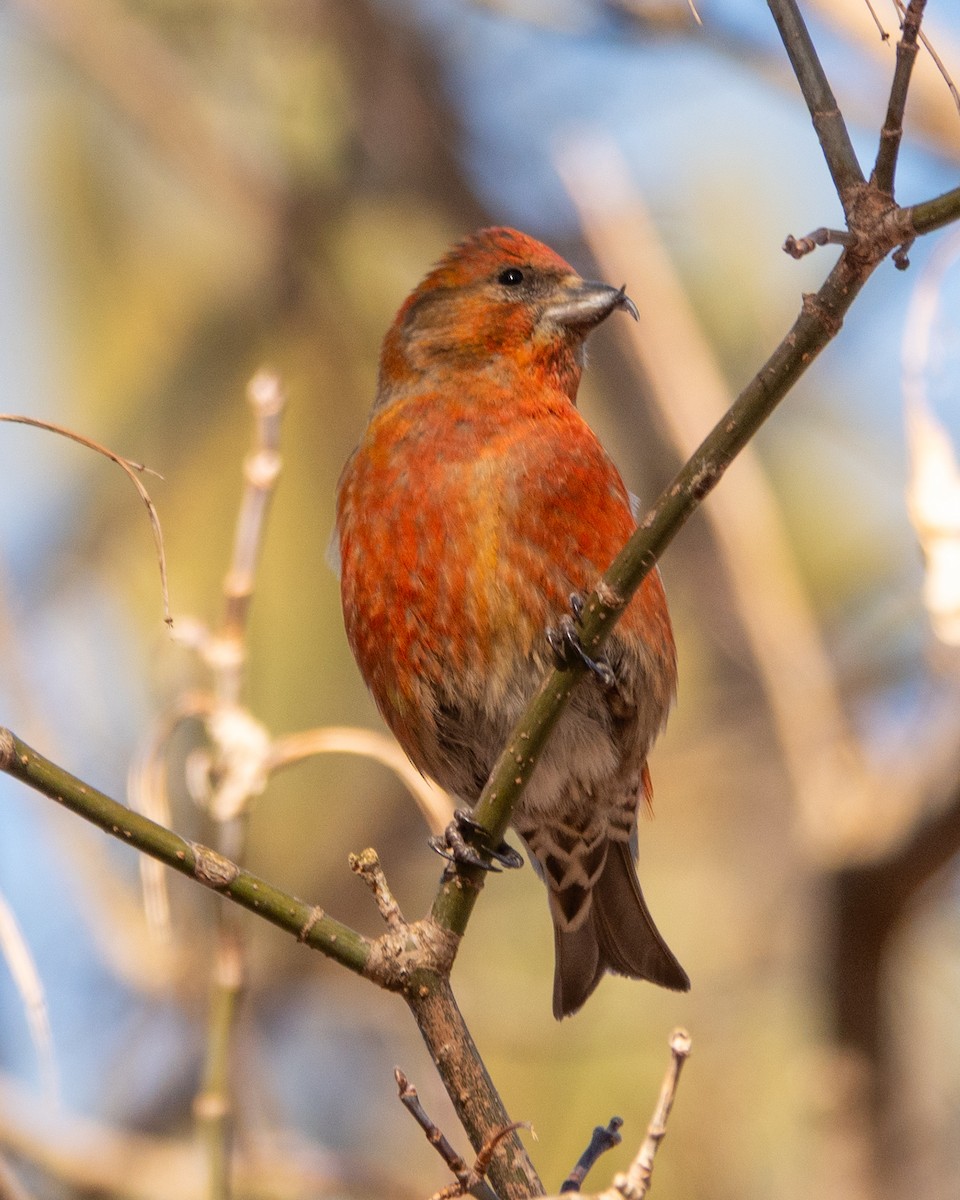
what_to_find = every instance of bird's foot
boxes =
[429,808,524,872]
[547,593,616,688]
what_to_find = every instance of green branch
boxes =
[432,248,875,936]
[907,183,960,237]
[0,728,370,974]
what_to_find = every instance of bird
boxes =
[335,226,688,1017]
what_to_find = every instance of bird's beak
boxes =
[542,278,639,333]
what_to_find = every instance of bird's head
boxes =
[376,227,637,406]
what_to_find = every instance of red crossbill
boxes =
[336,226,688,1017]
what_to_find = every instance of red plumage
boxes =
[336,227,687,1017]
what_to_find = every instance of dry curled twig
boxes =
[0,413,171,625]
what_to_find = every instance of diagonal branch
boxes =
[432,243,883,943]
[0,728,372,975]
[0,726,542,1197]
[873,0,928,195]
[766,0,865,209]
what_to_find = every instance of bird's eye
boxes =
[498,267,525,286]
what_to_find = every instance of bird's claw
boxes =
[430,808,524,872]
[547,596,616,689]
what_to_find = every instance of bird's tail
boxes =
[550,840,689,1019]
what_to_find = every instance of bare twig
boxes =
[873,0,927,195]
[395,1069,501,1200]
[560,1118,623,1193]
[350,849,405,930]
[600,1030,691,1200]
[220,371,286,671]
[766,0,866,208]
[194,923,244,1200]
[783,226,856,257]
[0,414,170,625]
[892,0,960,118]
[396,1070,483,1200]
[131,373,287,1199]
[267,726,453,835]
[863,0,890,41]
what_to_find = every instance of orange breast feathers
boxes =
[336,384,672,742]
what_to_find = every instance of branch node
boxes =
[0,728,14,769]
[192,843,241,889]
[297,905,327,942]
[893,236,916,270]
[367,916,460,988]
[594,579,625,612]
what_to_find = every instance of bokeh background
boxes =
[2,1,960,1197]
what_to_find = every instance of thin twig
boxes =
[395,1070,500,1200]
[873,0,927,195]
[127,692,215,940]
[766,0,865,208]
[603,1030,691,1200]
[863,0,890,41]
[220,371,286,664]
[129,374,286,1198]
[194,923,244,1200]
[396,1068,468,1177]
[0,727,374,975]
[350,849,406,930]
[892,0,960,118]
[0,414,170,625]
[783,226,856,258]
[560,1118,623,1193]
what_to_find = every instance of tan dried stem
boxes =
[903,226,960,646]
[603,1029,691,1200]
[267,726,454,835]
[0,895,58,1108]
